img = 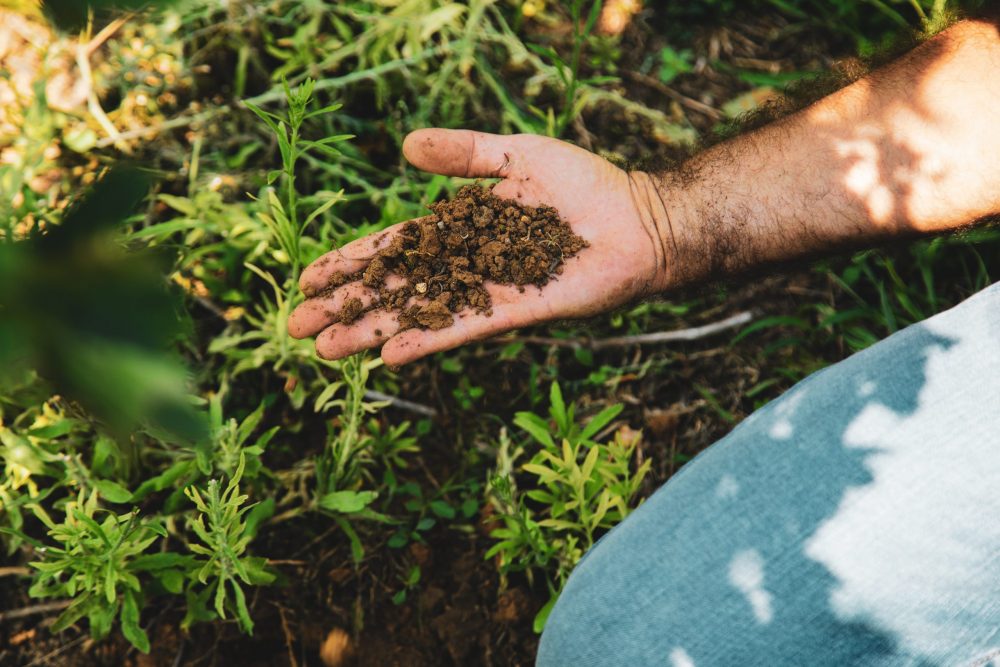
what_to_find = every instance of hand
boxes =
[288,128,671,366]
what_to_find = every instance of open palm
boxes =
[288,128,665,366]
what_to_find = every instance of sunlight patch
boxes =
[805,299,1000,663]
[715,474,739,500]
[728,549,774,624]
[768,390,806,440]
[669,647,696,667]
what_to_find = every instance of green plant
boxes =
[392,561,422,606]
[658,45,693,84]
[208,393,277,481]
[309,354,413,562]
[314,355,385,504]
[18,490,165,652]
[525,0,605,137]
[487,383,650,631]
[184,453,275,634]
[246,78,350,282]
[385,475,480,551]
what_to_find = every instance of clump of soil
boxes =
[326,185,588,330]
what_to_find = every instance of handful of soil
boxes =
[327,184,588,331]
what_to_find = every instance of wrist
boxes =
[626,169,702,295]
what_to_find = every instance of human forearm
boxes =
[641,19,1000,291]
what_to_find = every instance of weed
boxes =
[246,78,351,281]
[184,454,275,634]
[17,490,165,652]
[524,0,605,136]
[487,383,650,631]
[658,45,694,84]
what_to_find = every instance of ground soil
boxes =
[327,185,587,331]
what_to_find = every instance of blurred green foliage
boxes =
[41,0,177,31]
[0,167,206,445]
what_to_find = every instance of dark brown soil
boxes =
[327,185,588,331]
[339,297,365,325]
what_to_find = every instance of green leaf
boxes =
[579,403,624,442]
[232,579,254,634]
[522,463,561,485]
[244,557,276,585]
[460,498,479,518]
[335,516,365,564]
[584,0,602,32]
[513,412,555,449]
[235,403,266,446]
[302,191,344,229]
[157,569,185,594]
[51,598,90,633]
[132,460,193,500]
[580,444,601,481]
[94,480,132,504]
[131,552,191,571]
[121,590,150,653]
[303,104,344,119]
[549,382,567,432]
[243,101,281,134]
[533,593,559,634]
[244,497,275,539]
[26,420,76,439]
[731,315,810,344]
[319,490,377,514]
[313,380,344,413]
[301,134,354,147]
[429,500,456,520]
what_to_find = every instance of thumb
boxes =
[402,128,520,178]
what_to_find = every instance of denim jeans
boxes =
[537,282,1000,667]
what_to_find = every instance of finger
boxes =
[402,128,521,178]
[299,219,416,296]
[380,304,521,367]
[315,308,403,361]
[288,274,408,339]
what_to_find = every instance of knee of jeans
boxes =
[536,566,612,666]
[536,590,589,666]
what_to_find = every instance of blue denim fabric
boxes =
[537,282,1000,667]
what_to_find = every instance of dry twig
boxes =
[0,600,71,623]
[499,310,755,349]
[274,603,300,667]
[24,635,87,667]
[364,390,437,418]
[0,566,30,578]
[622,70,724,121]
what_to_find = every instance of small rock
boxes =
[320,627,354,667]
